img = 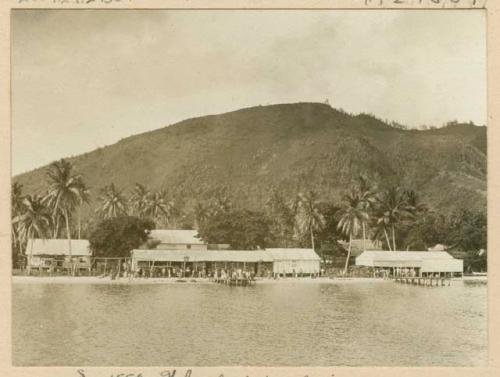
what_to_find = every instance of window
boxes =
[186,244,192,249]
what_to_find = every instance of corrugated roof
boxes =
[356,250,454,262]
[358,250,455,261]
[355,250,463,271]
[149,229,205,245]
[267,248,321,261]
[132,248,322,262]
[132,249,274,262]
[339,239,383,251]
[26,239,91,256]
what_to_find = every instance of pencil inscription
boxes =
[18,0,131,4]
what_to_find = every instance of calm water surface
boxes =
[12,280,487,366]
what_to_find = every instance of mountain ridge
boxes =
[14,102,487,221]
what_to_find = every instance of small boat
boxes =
[472,272,487,277]
[463,273,487,284]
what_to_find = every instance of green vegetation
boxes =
[12,194,52,274]
[96,183,128,219]
[88,216,155,258]
[337,189,370,274]
[296,190,325,251]
[10,103,487,271]
[10,159,487,272]
[197,209,272,250]
[43,160,89,274]
[14,103,486,219]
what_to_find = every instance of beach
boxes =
[11,275,393,285]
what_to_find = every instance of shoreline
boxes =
[11,275,394,285]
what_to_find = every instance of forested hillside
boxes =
[14,102,486,220]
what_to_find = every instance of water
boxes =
[12,280,487,366]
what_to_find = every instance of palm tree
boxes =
[97,183,128,219]
[11,183,25,266]
[401,189,428,250]
[211,186,232,215]
[404,189,427,217]
[193,201,211,229]
[11,182,24,215]
[77,183,90,239]
[44,159,87,273]
[288,194,303,244]
[13,195,52,275]
[374,186,411,251]
[145,190,175,227]
[355,174,377,250]
[45,201,65,239]
[371,217,394,252]
[129,183,151,218]
[296,190,324,251]
[266,188,296,247]
[337,190,370,275]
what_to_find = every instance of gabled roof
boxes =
[355,250,462,271]
[428,244,447,251]
[338,239,383,257]
[357,250,455,261]
[131,248,322,262]
[149,229,205,245]
[26,239,91,256]
[131,249,273,262]
[267,248,321,261]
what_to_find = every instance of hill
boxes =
[13,102,487,221]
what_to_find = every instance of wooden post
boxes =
[104,258,108,277]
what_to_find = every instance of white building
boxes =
[267,248,321,276]
[25,239,91,273]
[130,247,321,277]
[148,229,207,251]
[355,250,463,277]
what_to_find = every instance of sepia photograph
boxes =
[9,7,488,368]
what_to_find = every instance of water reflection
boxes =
[12,281,487,366]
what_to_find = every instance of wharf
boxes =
[213,277,255,286]
[394,276,451,287]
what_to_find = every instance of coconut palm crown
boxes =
[13,195,52,274]
[97,183,128,219]
[43,159,88,258]
[145,190,175,227]
[337,189,370,274]
[374,186,412,251]
[129,183,152,217]
[296,190,325,250]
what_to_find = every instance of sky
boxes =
[11,10,486,175]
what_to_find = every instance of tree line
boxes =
[11,159,487,273]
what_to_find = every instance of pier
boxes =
[213,277,255,286]
[394,276,451,287]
